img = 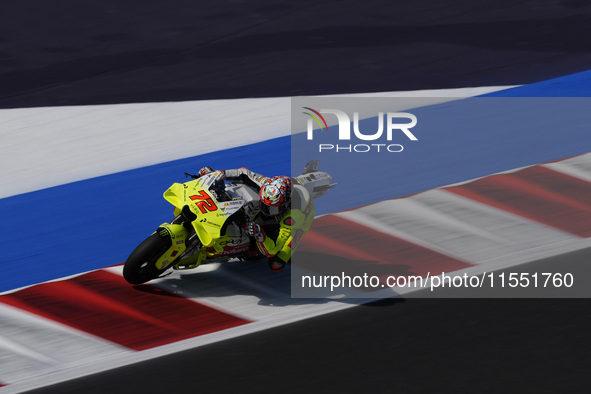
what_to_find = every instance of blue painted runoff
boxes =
[1,70,590,292]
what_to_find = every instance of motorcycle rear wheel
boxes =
[123,233,171,284]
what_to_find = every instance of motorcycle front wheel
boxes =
[123,233,171,284]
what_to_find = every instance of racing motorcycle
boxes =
[123,161,335,285]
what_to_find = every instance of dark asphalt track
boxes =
[3,0,591,392]
[2,0,591,108]
[29,248,591,393]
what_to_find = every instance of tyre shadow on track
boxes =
[128,254,409,308]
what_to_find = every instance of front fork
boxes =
[154,223,190,270]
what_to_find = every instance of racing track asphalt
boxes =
[2,0,591,108]
[27,248,591,393]
[3,0,591,392]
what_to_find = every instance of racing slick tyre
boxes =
[123,233,171,284]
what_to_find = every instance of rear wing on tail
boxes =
[293,160,337,199]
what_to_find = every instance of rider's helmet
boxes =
[198,166,215,177]
[259,176,292,216]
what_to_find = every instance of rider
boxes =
[197,166,315,272]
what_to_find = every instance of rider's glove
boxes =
[185,167,224,179]
[198,166,215,177]
[245,222,266,243]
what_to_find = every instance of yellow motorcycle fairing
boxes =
[157,176,246,269]
[154,224,189,270]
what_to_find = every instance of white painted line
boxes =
[544,152,591,183]
[0,303,128,386]
[0,85,517,198]
[0,280,361,394]
[336,188,575,264]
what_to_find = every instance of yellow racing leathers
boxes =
[255,184,315,264]
[224,168,315,267]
